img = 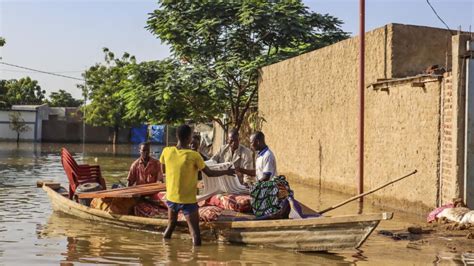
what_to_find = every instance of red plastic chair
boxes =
[60,148,106,199]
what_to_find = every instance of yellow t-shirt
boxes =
[159,146,206,204]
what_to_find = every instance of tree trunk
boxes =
[113,126,119,145]
[16,132,20,143]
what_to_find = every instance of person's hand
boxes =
[226,167,235,176]
[234,167,243,175]
[235,171,243,179]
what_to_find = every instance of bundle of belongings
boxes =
[427,198,474,224]
[90,162,319,222]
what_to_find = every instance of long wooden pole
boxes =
[319,170,417,214]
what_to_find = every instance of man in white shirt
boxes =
[236,131,277,182]
[211,128,254,183]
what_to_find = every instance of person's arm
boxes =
[156,161,164,183]
[161,163,166,174]
[202,165,234,177]
[259,154,276,182]
[235,167,256,177]
[127,162,136,186]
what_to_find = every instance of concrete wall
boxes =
[0,110,37,141]
[259,24,453,211]
[391,24,452,77]
[42,120,130,143]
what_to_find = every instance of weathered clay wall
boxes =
[391,24,452,78]
[365,78,442,210]
[259,24,452,211]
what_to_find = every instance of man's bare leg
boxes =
[184,210,201,246]
[163,208,178,239]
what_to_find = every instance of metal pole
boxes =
[82,80,87,155]
[359,0,366,201]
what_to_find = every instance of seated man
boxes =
[236,131,290,219]
[236,131,277,182]
[127,141,163,186]
[211,128,254,184]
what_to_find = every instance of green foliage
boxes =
[145,0,348,130]
[123,59,228,126]
[0,80,9,109]
[47,90,82,107]
[3,77,46,106]
[9,111,30,142]
[80,48,137,132]
[0,37,5,47]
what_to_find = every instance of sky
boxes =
[0,0,473,99]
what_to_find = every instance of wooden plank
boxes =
[212,212,392,229]
[77,183,166,199]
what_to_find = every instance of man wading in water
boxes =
[159,124,234,245]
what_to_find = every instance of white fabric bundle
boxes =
[461,210,474,224]
[437,207,470,223]
[201,161,249,195]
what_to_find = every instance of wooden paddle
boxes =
[318,169,418,214]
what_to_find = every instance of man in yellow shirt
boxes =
[160,124,233,246]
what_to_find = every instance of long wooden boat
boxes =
[43,185,393,251]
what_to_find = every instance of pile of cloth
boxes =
[134,191,253,222]
[427,198,474,224]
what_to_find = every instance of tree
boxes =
[80,48,137,144]
[145,1,348,130]
[4,77,46,106]
[9,111,30,143]
[47,90,82,107]
[0,37,5,47]
[0,80,9,109]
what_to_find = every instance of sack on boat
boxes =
[134,201,168,219]
[198,206,223,222]
[436,207,470,223]
[90,198,137,215]
[205,194,252,213]
[250,175,293,218]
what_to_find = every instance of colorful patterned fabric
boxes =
[205,194,252,213]
[198,206,224,222]
[250,175,293,217]
[134,201,168,219]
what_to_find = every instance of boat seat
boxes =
[60,148,106,200]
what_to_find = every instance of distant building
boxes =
[0,104,49,141]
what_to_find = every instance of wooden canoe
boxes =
[42,185,393,251]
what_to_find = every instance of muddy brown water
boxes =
[0,142,467,265]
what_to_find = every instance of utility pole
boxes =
[359,0,366,201]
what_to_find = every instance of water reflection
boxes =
[0,142,462,264]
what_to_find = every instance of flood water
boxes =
[0,142,466,265]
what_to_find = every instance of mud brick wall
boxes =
[259,24,452,210]
[440,73,457,204]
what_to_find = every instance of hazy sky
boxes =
[0,0,473,99]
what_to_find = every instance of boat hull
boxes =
[43,185,392,251]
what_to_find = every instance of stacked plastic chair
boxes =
[60,148,106,200]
